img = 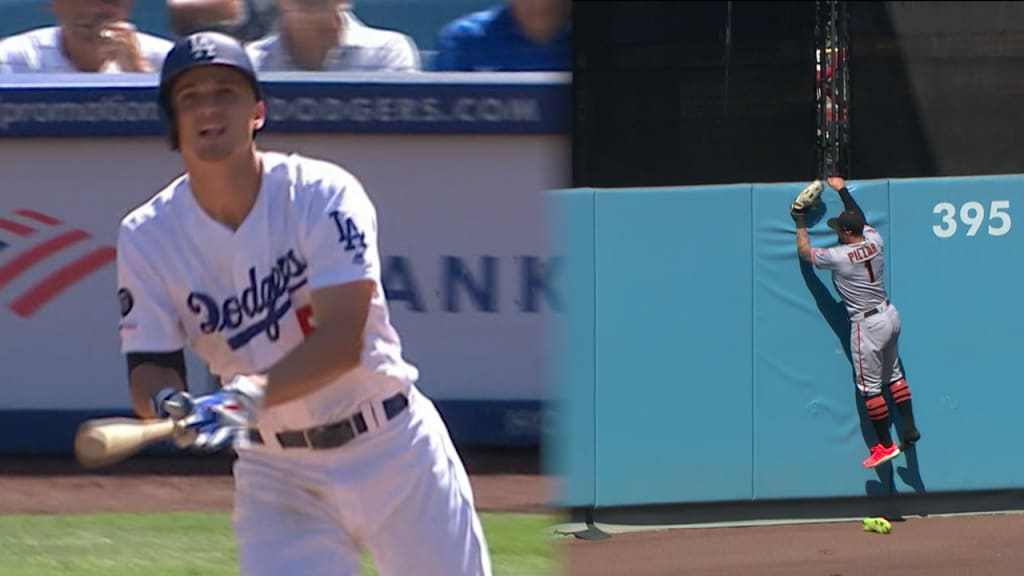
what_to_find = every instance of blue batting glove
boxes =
[176,376,266,451]
[149,388,229,450]
[176,392,241,451]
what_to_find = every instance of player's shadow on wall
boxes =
[798,259,925,496]
[891,358,926,494]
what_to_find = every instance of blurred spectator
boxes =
[0,0,173,73]
[433,0,570,71]
[246,0,420,72]
[166,0,279,43]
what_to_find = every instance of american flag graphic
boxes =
[0,209,116,318]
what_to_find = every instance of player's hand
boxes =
[177,387,261,451]
[790,204,807,222]
[177,392,244,450]
[150,377,265,451]
[150,389,236,450]
[827,176,846,191]
[153,376,265,420]
[187,375,266,450]
[151,388,193,421]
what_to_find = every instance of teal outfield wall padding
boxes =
[592,185,754,507]
[544,188,597,508]
[888,175,1024,494]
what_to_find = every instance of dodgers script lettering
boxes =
[187,250,308,350]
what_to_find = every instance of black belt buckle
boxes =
[858,299,889,320]
[304,419,359,449]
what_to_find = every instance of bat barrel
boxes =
[74,417,179,469]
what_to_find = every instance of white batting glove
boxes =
[219,374,267,425]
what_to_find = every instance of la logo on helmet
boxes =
[189,34,218,60]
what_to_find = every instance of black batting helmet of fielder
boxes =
[158,31,264,150]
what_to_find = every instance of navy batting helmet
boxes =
[158,31,264,150]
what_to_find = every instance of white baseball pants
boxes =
[230,386,492,576]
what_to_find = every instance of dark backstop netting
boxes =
[849,2,1024,179]
[572,1,817,188]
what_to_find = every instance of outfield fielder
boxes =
[791,177,921,468]
[115,31,491,575]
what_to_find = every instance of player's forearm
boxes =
[836,186,864,216]
[129,364,186,419]
[261,324,362,408]
[796,227,812,262]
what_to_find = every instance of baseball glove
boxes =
[791,180,824,213]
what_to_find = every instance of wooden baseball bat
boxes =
[74,417,181,469]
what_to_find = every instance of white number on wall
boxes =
[932,200,1011,238]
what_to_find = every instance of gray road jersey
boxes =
[812,225,889,317]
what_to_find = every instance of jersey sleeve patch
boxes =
[116,226,187,353]
[299,165,380,290]
[118,288,134,317]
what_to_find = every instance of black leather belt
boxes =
[248,392,408,450]
[854,299,889,320]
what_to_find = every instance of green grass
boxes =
[0,512,563,576]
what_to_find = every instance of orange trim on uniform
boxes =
[856,323,865,392]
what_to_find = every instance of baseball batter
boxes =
[792,177,921,468]
[115,32,491,575]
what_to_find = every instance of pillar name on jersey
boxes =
[187,249,308,350]
[846,243,878,263]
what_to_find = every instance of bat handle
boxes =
[143,419,179,442]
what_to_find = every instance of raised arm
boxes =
[827,176,864,220]
[792,211,813,262]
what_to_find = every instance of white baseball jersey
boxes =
[0,26,173,73]
[812,225,888,317]
[245,11,420,72]
[116,151,419,431]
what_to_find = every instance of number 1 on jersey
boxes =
[864,260,876,283]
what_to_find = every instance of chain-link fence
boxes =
[816,0,850,179]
